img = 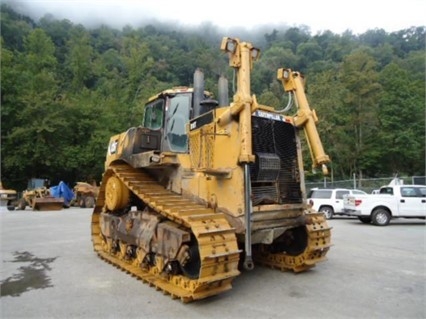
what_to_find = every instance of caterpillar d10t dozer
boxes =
[91,37,332,302]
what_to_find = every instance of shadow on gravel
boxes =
[0,251,57,297]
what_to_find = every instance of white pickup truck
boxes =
[343,184,426,226]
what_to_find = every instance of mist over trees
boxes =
[1,4,425,190]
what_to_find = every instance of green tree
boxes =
[252,45,299,96]
[1,37,20,131]
[337,48,381,178]
[2,29,65,186]
[0,3,34,51]
[306,68,346,177]
[1,37,23,185]
[1,4,425,188]
[390,27,426,58]
[296,39,323,69]
[282,27,310,52]
[66,26,95,91]
[121,35,155,105]
[39,14,73,64]
[376,63,425,175]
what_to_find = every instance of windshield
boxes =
[166,93,191,152]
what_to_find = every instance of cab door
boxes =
[163,93,191,153]
[335,190,350,213]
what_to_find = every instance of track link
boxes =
[252,211,332,272]
[91,163,241,302]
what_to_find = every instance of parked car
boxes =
[343,184,426,226]
[307,188,367,219]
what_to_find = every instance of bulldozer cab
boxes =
[27,178,49,189]
[105,65,222,170]
[143,90,192,153]
[139,66,219,157]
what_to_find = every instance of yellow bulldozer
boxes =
[16,178,64,211]
[91,37,332,302]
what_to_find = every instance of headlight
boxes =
[109,140,118,154]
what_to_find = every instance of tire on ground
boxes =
[84,196,95,208]
[371,208,391,226]
[319,206,334,219]
[17,198,26,210]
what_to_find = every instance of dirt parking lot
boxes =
[1,208,425,319]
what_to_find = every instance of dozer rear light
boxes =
[282,69,291,80]
[221,37,238,53]
[250,47,260,61]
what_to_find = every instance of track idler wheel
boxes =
[180,243,201,279]
[105,176,130,211]
[271,226,308,256]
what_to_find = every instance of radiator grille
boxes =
[251,116,302,205]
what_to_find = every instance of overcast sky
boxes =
[8,0,426,34]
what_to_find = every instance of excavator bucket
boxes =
[32,197,64,211]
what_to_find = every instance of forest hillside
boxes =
[1,4,425,190]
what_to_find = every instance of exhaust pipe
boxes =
[193,68,204,118]
[218,75,229,107]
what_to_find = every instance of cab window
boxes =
[418,187,426,197]
[143,99,164,130]
[308,190,332,199]
[336,190,349,199]
[401,187,418,197]
[380,187,393,195]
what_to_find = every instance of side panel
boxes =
[334,190,350,213]
[363,197,397,215]
[397,186,426,216]
[105,128,162,168]
[184,108,245,223]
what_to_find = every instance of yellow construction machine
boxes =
[17,178,64,211]
[91,37,332,302]
[73,182,99,208]
[0,182,17,211]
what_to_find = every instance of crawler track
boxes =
[252,211,332,272]
[91,162,241,302]
[92,163,331,302]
